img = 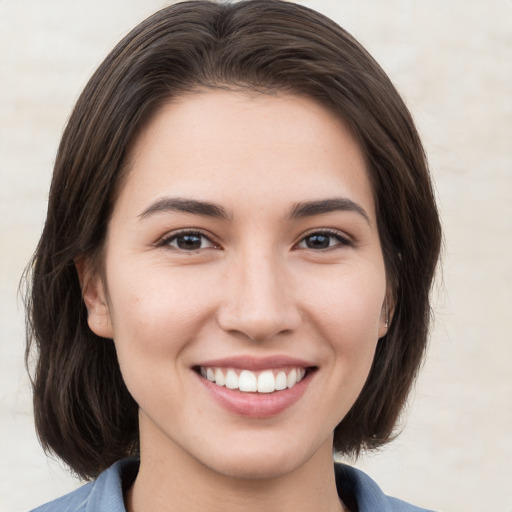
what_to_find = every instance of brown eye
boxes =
[304,234,331,249]
[297,231,351,250]
[164,232,215,251]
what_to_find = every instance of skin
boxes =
[81,90,389,512]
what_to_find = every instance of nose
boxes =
[216,251,302,343]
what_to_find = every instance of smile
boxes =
[199,367,307,393]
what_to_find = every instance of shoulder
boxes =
[335,463,437,512]
[29,481,94,512]
[29,459,139,512]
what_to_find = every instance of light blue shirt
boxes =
[30,459,435,512]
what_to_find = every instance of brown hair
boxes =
[25,0,441,480]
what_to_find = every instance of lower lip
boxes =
[196,371,313,418]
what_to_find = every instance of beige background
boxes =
[1,1,511,511]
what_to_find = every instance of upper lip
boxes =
[195,355,316,371]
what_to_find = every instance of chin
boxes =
[196,435,328,482]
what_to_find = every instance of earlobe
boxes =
[75,257,114,339]
[378,296,394,339]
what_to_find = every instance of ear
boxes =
[75,257,114,339]
[378,294,394,339]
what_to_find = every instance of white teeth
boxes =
[199,366,308,393]
[287,368,297,388]
[275,371,287,391]
[214,368,225,386]
[225,369,239,390]
[239,370,257,392]
[257,370,275,393]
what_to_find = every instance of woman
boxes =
[25,1,441,511]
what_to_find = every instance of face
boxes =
[84,90,388,480]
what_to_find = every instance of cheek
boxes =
[108,260,212,333]
[303,263,386,340]
[300,262,385,392]
[105,264,215,383]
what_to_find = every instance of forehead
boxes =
[115,90,375,221]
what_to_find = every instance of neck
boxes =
[126,421,346,512]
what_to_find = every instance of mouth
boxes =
[193,356,317,417]
[195,366,312,393]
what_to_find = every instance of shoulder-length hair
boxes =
[25,0,441,480]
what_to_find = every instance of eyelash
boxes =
[157,228,353,253]
[295,229,353,251]
[157,230,220,252]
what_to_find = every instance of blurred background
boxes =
[1,1,511,510]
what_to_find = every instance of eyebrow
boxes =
[139,197,231,220]
[139,196,370,224]
[289,198,370,224]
